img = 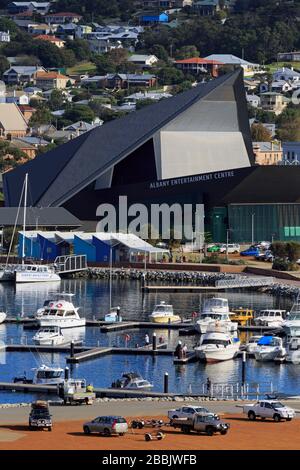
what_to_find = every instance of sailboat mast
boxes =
[109,242,112,310]
[22,173,28,264]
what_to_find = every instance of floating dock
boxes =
[173,352,197,364]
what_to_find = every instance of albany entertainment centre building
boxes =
[3,69,300,243]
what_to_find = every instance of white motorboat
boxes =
[254,310,286,328]
[15,264,61,283]
[37,293,86,329]
[194,325,240,363]
[195,297,238,334]
[283,294,300,337]
[244,335,263,354]
[104,307,122,323]
[14,364,65,385]
[33,326,65,346]
[111,372,153,390]
[0,311,6,324]
[254,336,286,362]
[150,301,181,324]
[285,337,300,364]
[0,269,14,282]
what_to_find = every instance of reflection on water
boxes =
[0,279,298,403]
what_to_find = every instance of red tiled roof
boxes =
[34,35,64,42]
[19,105,35,111]
[36,71,69,80]
[175,57,222,65]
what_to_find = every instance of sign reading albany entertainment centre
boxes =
[149,170,235,189]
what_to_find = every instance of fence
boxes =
[193,381,275,400]
[54,255,87,274]
[216,276,274,289]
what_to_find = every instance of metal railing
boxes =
[192,381,275,400]
[54,255,87,273]
[216,276,274,289]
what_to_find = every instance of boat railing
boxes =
[216,276,274,289]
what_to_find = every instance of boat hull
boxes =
[151,315,181,324]
[195,345,239,363]
[0,312,6,324]
[39,319,86,329]
[15,272,61,283]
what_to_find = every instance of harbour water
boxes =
[0,279,298,403]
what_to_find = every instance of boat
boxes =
[111,372,153,390]
[194,325,240,363]
[14,364,65,385]
[0,311,6,324]
[254,335,286,362]
[254,309,286,328]
[283,294,300,337]
[15,264,61,283]
[195,297,238,334]
[37,293,86,329]
[104,306,122,323]
[150,301,181,323]
[33,326,65,346]
[244,335,263,354]
[230,308,254,326]
[285,337,300,364]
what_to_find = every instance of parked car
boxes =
[240,246,261,257]
[256,241,271,250]
[219,243,240,254]
[29,401,52,431]
[242,400,295,422]
[170,413,230,435]
[83,416,128,436]
[207,244,220,253]
[167,405,215,420]
[255,250,274,262]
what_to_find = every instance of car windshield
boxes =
[271,402,284,408]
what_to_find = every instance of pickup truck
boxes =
[170,413,230,436]
[58,379,96,405]
[242,400,295,422]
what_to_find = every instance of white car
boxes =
[242,400,295,422]
[219,244,240,254]
[168,405,214,420]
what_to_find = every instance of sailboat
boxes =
[15,174,61,283]
[104,239,122,323]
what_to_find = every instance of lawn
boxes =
[67,61,97,75]
[266,61,300,73]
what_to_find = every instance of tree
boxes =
[48,90,65,111]
[157,67,184,85]
[29,105,52,127]
[64,105,95,123]
[251,123,272,141]
[175,45,200,60]
[0,55,9,76]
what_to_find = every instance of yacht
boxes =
[0,311,6,324]
[14,364,65,385]
[111,372,153,390]
[150,301,181,324]
[244,335,263,354]
[37,293,86,329]
[254,336,286,362]
[194,325,240,363]
[15,264,61,283]
[104,307,122,323]
[254,310,286,328]
[195,297,238,334]
[33,326,65,346]
[285,337,300,364]
[283,294,300,337]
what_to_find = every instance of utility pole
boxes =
[251,213,255,246]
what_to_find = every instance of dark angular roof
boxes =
[3,69,251,208]
[0,207,81,227]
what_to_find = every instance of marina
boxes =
[0,277,299,405]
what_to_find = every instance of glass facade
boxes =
[228,204,300,243]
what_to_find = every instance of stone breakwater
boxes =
[73,268,236,285]
[260,283,300,299]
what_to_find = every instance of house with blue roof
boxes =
[140,12,169,24]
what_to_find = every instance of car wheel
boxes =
[138,422,144,429]
[182,425,190,434]
[103,428,111,437]
[286,418,292,422]
[220,430,227,435]
[119,433,125,436]
[248,411,256,421]
[273,414,281,422]
[83,426,90,435]
[206,426,214,436]
[48,427,52,432]
[173,415,178,419]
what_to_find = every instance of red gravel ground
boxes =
[0,414,300,450]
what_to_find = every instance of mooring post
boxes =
[152,332,157,351]
[70,340,75,359]
[242,351,246,385]
[164,372,169,394]
[64,367,69,381]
